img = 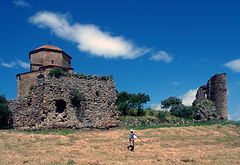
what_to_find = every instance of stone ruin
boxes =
[192,73,228,121]
[9,45,119,130]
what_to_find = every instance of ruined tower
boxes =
[193,73,228,120]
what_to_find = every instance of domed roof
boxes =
[29,45,71,59]
[34,45,62,51]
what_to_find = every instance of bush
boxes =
[0,95,11,128]
[156,110,168,121]
[69,90,85,106]
[126,107,146,117]
[145,107,155,116]
[170,104,195,119]
[29,84,36,91]
[48,67,65,78]
[100,75,113,81]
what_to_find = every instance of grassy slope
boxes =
[0,124,240,165]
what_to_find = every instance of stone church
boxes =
[17,45,73,98]
[10,45,119,131]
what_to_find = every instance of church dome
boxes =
[29,45,71,59]
[34,45,62,51]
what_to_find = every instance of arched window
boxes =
[51,60,54,64]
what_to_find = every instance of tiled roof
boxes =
[35,45,62,51]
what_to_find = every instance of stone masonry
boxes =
[17,45,73,98]
[9,74,119,131]
[192,73,228,120]
[10,45,119,130]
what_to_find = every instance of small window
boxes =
[51,60,54,64]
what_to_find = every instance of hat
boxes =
[130,129,134,132]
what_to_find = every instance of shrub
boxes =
[170,104,195,119]
[69,90,85,106]
[48,67,65,78]
[67,160,76,165]
[87,74,93,78]
[75,72,86,77]
[0,95,11,128]
[145,107,155,116]
[29,84,36,91]
[100,75,113,80]
[156,110,168,121]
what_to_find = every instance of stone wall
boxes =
[17,71,40,98]
[10,74,119,131]
[193,73,228,120]
[30,50,71,71]
[17,66,73,98]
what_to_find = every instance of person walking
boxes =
[128,129,137,151]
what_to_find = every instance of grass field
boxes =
[0,124,240,165]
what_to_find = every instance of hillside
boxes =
[0,124,239,165]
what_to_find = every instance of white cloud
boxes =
[150,104,162,111]
[180,88,198,106]
[0,60,29,69]
[29,11,149,59]
[230,105,240,121]
[228,114,232,120]
[172,81,180,86]
[150,104,170,111]
[1,61,16,68]
[17,60,30,69]
[150,51,173,63]
[13,0,31,7]
[224,58,240,72]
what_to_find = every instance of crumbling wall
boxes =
[192,73,228,120]
[9,74,119,131]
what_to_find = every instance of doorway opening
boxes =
[55,99,66,113]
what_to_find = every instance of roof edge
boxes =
[29,48,72,59]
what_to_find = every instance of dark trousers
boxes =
[128,139,135,151]
[129,139,134,145]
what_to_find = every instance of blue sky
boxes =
[0,0,239,120]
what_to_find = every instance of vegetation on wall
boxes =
[29,84,36,91]
[48,67,66,78]
[69,90,85,106]
[0,95,11,128]
[73,72,113,81]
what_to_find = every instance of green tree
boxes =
[116,91,150,116]
[161,96,182,108]
[170,104,195,119]
[0,95,11,128]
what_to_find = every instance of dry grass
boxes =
[0,124,240,165]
